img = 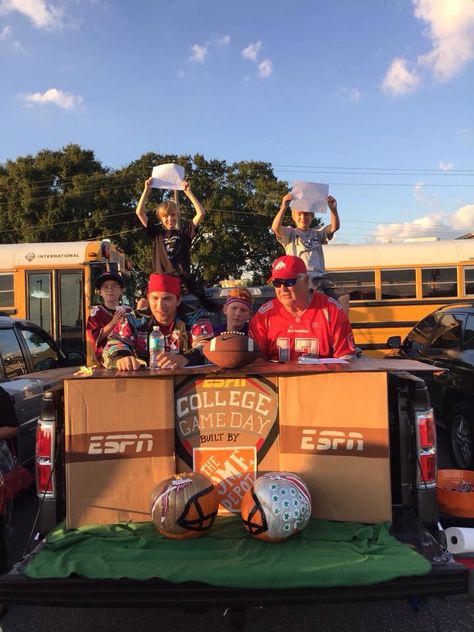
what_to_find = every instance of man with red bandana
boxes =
[102,273,213,371]
[249,255,355,362]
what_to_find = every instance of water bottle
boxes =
[149,326,165,369]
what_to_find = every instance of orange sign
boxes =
[194,446,256,513]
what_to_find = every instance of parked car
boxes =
[0,315,84,467]
[386,302,474,469]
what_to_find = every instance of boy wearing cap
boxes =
[102,273,213,371]
[271,192,350,314]
[249,255,355,362]
[86,272,131,364]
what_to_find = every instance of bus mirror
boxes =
[387,336,402,349]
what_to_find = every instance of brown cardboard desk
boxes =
[65,358,436,528]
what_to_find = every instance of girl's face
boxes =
[223,301,251,331]
[159,209,179,230]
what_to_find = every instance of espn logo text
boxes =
[278,425,389,458]
[88,433,153,455]
[301,429,363,452]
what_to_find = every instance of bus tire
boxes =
[449,402,474,470]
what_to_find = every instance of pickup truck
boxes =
[0,315,83,467]
[0,356,471,629]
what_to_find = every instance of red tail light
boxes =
[36,461,53,494]
[36,422,53,459]
[36,420,55,496]
[416,408,437,488]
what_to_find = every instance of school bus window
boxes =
[381,269,416,300]
[27,273,52,335]
[422,267,457,298]
[0,274,14,308]
[328,271,375,301]
[430,313,464,350]
[465,268,474,296]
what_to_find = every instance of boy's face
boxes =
[223,301,251,331]
[148,290,181,325]
[159,209,179,230]
[292,210,313,231]
[99,281,123,306]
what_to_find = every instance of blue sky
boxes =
[1,0,473,243]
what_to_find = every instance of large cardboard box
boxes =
[65,377,175,528]
[174,375,279,512]
[278,372,392,523]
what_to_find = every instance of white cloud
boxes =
[415,0,474,82]
[215,34,230,46]
[0,24,11,38]
[257,58,273,78]
[381,0,474,96]
[188,43,207,63]
[0,0,64,30]
[23,88,83,109]
[439,160,454,171]
[373,204,474,242]
[242,41,261,61]
[381,57,420,96]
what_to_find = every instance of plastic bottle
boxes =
[149,326,165,369]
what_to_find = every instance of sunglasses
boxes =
[272,277,298,288]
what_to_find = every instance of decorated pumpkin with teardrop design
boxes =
[151,472,219,539]
[240,472,312,541]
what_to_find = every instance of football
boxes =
[203,332,261,369]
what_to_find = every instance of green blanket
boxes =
[25,517,431,588]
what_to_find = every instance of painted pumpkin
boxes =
[240,472,312,541]
[151,472,219,539]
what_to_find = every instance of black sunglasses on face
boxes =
[272,277,297,288]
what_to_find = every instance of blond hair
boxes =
[157,201,180,228]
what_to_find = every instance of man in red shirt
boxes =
[249,255,355,362]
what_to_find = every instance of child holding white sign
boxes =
[135,176,216,312]
[271,190,350,314]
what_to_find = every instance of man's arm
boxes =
[271,192,293,239]
[101,316,139,369]
[183,181,205,227]
[325,195,340,241]
[135,178,153,228]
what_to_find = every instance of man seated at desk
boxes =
[102,273,213,372]
[249,255,355,362]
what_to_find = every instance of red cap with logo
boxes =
[269,255,307,280]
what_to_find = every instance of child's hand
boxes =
[281,192,293,208]
[327,195,338,213]
[144,177,153,192]
[182,180,192,196]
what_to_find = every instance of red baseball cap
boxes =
[270,255,307,280]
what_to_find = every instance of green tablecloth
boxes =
[25,516,431,588]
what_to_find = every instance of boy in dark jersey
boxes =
[86,272,130,364]
[135,178,215,312]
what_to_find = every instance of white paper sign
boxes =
[290,181,329,214]
[151,163,185,190]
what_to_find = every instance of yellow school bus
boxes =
[324,238,474,357]
[0,240,132,363]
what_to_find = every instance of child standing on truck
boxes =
[271,192,350,314]
[86,272,131,364]
[135,178,216,313]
